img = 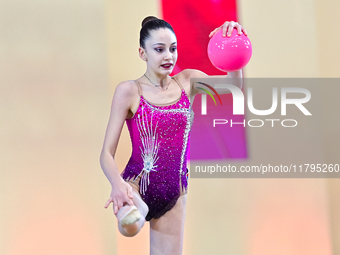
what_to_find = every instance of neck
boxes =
[144,71,171,88]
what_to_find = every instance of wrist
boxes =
[109,174,124,187]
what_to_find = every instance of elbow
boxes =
[235,69,243,90]
[99,151,105,166]
[229,69,243,90]
[100,149,114,163]
[239,79,243,90]
[99,149,108,165]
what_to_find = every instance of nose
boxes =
[164,49,173,60]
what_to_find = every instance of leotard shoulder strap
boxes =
[172,76,184,90]
[133,80,142,96]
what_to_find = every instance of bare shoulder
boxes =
[114,80,137,97]
[111,80,139,114]
[174,69,209,97]
[114,80,140,103]
[175,69,208,80]
[101,80,138,157]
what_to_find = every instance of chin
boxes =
[161,68,173,73]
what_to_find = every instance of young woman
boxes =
[100,16,246,255]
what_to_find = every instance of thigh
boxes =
[149,194,187,255]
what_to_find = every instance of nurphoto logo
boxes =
[195,80,312,128]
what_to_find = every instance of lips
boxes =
[161,63,173,68]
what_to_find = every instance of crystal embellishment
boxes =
[133,107,161,195]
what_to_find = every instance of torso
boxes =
[121,72,192,220]
[126,71,191,120]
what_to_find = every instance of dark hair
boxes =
[140,16,176,48]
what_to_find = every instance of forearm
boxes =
[100,151,123,187]
[227,69,243,79]
[227,69,243,89]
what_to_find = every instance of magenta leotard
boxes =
[120,76,193,221]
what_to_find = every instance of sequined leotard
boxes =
[121,76,193,221]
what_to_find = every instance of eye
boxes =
[171,47,177,52]
[155,48,163,52]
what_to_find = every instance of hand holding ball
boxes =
[208,28,252,72]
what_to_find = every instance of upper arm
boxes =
[182,68,243,96]
[180,69,209,97]
[100,81,133,158]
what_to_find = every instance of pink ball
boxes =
[207,28,252,72]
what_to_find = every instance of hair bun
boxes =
[141,16,159,28]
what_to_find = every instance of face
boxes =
[140,28,178,75]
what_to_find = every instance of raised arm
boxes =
[183,68,243,97]
[183,20,246,97]
[100,81,135,214]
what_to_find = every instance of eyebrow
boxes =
[152,42,177,46]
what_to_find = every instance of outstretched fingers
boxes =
[209,27,220,38]
[113,198,119,215]
[242,27,248,36]
[104,197,113,209]
[209,21,247,38]
[106,181,137,215]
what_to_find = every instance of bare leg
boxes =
[116,181,149,237]
[149,194,187,255]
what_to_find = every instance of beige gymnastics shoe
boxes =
[117,205,142,226]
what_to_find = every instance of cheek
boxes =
[149,54,160,63]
